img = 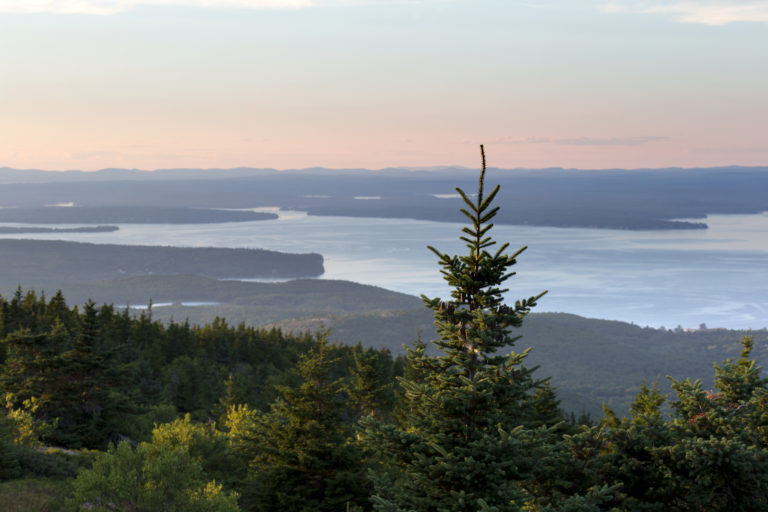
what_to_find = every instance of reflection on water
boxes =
[1,211,766,330]
[115,302,222,309]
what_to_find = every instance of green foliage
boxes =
[0,412,77,481]
[162,355,224,418]
[0,477,71,512]
[11,446,79,479]
[711,334,765,404]
[0,288,385,449]
[111,403,179,444]
[69,440,240,512]
[3,161,768,511]
[0,298,131,448]
[4,394,56,447]
[531,382,568,429]
[49,301,123,448]
[346,346,396,420]
[0,415,21,480]
[151,414,243,490]
[364,146,549,511]
[228,339,369,512]
[532,336,768,511]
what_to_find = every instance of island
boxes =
[0,239,323,285]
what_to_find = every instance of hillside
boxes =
[3,267,759,417]
[265,307,768,417]
[2,266,759,417]
[0,276,421,325]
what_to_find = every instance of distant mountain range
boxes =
[1,165,767,230]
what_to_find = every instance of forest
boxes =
[1,151,768,511]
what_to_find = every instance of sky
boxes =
[1,0,767,171]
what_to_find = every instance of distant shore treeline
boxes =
[0,225,118,234]
[0,206,276,224]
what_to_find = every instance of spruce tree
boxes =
[536,337,768,511]
[347,346,396,420]
[364,145,547,512]
[54,301,125,447]
[229,338,368,512]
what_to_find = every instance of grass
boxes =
[0,477,71,512]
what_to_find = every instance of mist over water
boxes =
[1,210,766,330]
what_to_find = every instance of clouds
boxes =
[0,0,314,15]
[11,0,766,23]
[602,1,768,25]
[0,0,448,15]
[492,136,669,147]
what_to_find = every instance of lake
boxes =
[1,209,766,330]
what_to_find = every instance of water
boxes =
[115,302,222,309]
[1,209,766,330]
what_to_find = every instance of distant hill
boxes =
[265,308,768,418]
[1,166,767,230]
[0,276,421,328]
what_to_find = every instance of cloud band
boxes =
[0,0,314,15]
[602,1,768,25]
[491,136,669,147]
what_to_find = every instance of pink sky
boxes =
[1,1,766,171]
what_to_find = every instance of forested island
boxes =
[0,239,323,284]
[2,157,767,511]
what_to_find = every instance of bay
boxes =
[1,209,766,330]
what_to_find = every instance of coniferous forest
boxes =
[2,148,768,511]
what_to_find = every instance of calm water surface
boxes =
[2,210,766,330]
